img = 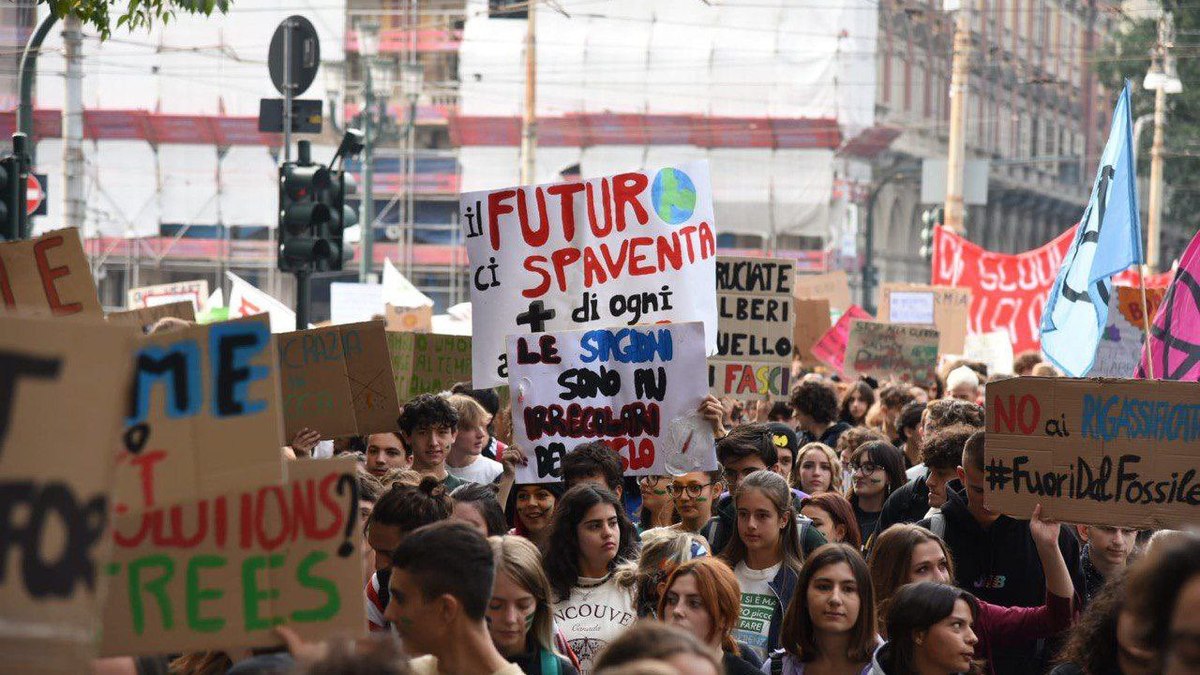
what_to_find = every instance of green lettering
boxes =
[186,555,226,633]
[290,551,341,623]
[128,555,175,635]
[242,553,285,631]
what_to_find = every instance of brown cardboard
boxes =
[793,298,833,367]
[793,270,852,312]
[111,314,284,517]
[101,456,367,655]
[843,319,940,385]
[277,321,400,439]
[0,314,135,673]
[879,283,972,355]
[985,377,1200,529]
[108,300,197,331]
[709,256,795,400]
[384,304,433,332]
[387,332,472,401]
[0,227,102,317]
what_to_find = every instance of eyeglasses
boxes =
[849,461,880,475]
[638,475,666,488]
[667,482,716,498]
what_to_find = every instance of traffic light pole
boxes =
[295,270,309,330]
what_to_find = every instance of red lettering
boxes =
[582,247,608,287]
[993,394,1040,435]
[628,237,654,275]
[113,511,157,548]
[612,173,649,231]
[522,256,551,299]
[588,179,613,237]
[723,364,741,393]
[487,190,516,251]
[657,231,683,270]
[290,478,318,540]
[600,240,629,279]
[214,495,228,548]
[160,504,207,548]
[699,222,715,257]
[547,183,585,241]
[255,485,291,551]
[130,449,168,508]
[737,365,756,394]
[678,225,697,259]
[314,472,344,539]
[0,258,13,307]
[33,235,83,315]
[240,492,254,548]
[550,247,581,292]
[629,438,655,470]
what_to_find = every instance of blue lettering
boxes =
[577,328,673,364]
[1081,394,1100,439]
[210,322,269,417]
[127,341,202,424]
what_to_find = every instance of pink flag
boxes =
[811,305,873,375]
[1138,230,1200,381]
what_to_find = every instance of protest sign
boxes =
[227,271,296,333]
[127,280,209,311]
[506,322,715,483]
[810,305,872,374]
[793,270,852,313]
[1139,229,1200,381]
[0,227,101,317]
[385,303,433,332]
[383,258,434,308]
[932,226,1074,354]
[101,456,365,655]
[112,314,284,517]
[985,377,1200,529]
[880,283,971,355]
[0,314,134,672]
[1092,286,1166,378]
[708,256,794,400]
[963,330,1015,375]
[277,321,400,439]
[843,320,940,384]
[793,298,832,367]
[387,332,473,401]
[108,300,197,331]
[330,282,384,325]
[461,162,718,387]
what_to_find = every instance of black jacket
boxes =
[798,421,851,449]
[918,480,1082,675]
[876,471,932,538]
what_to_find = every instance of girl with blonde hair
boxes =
[488,535,581,674]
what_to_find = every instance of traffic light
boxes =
[919,206,943,261]
[318,169,357,272]
[277,141,333,273]
[0,155,17,242]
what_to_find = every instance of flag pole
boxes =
[1138,263,1156,379]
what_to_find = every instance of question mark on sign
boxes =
[335,473,358,557]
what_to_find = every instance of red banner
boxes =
[931,227,1074,354]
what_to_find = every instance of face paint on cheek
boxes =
[525,612,536,631]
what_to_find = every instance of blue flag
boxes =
[1040,82,1144,376]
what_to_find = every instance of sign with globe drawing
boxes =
[460,161,719,388]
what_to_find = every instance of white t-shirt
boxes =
[554,574,636,675]
[733,561,781,663]
[446,455,504,484]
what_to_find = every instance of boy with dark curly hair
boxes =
[398,393,467,490]
[789,379,850,449]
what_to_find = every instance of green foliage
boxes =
[42,0,230,39]
[1096,10,1200,262]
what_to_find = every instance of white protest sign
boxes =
[227,272,296,333]
[1091,286,1166,378]
[888,290,936,325]
[330,282,384,325]
[506,322,715,483]
[963,330,1015,375]
[383,259,434,308]
[463,162,719,388]
[127,280,209,310]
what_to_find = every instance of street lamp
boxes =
[1144,36,1182,272]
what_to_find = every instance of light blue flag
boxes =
[1040,81,1144,376]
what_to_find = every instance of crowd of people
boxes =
[93,352,1200,675]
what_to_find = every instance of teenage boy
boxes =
[365,431,411,478]
[399,393,467,490]
[790,380,850,449]
[1076,523,1137,605]
[445,394,504,485]
[561,441,624,497]
[385,521,522,675]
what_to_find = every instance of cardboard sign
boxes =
[127,280,210,311]
[385,304,433,333]
[0,227,101,317]
[793,270,852,313]
[811,305,873,374]
[880,284,971,355]
[386,332,473,401]
[507,321,715,483]
[461,162,719,387]
[111,314,284,516]
[843,320,940,384]
[101,456,366,655]
[963,330,1015,376]
[0,314,134,672]
[985,377,1200,529]
[277,321,400,439]
[793,298,833,367]
[108,300,197,331]
[708,257,794,400]
[1092,286,1167,378]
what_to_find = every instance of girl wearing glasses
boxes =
[720,470,808,662]
[667,471,722,534]
[846,441,906,549]
[638,475,680,531]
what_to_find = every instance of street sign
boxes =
[268,16,320,97]
[258,98,323,133]
[26,173,45,216]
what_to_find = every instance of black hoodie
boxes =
[918,480,1083,675]
[875,470,933,541]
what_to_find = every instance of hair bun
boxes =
[418,475,446,498]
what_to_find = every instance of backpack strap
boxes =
[768,649,786,675]
[539,647,561,675]
[930,512,946,538]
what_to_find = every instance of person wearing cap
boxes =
[766,421,800,483]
